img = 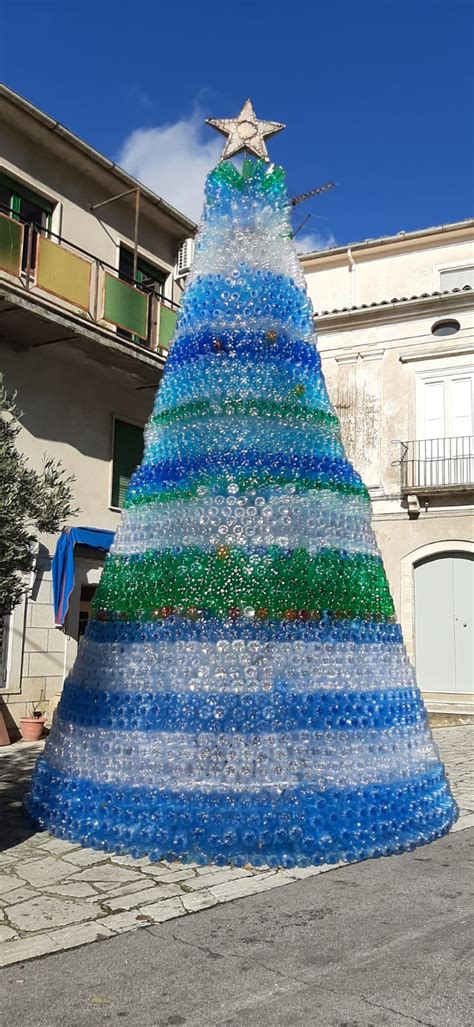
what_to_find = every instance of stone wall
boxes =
[1,552,64,735]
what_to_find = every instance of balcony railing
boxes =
[398,436,474,492]
[0,210,179,352]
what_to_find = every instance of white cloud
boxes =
[294,230,337,255]
[117,109,221,223]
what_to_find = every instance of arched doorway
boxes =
[414,551,473,693]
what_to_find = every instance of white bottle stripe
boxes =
[43,719,436,791]
[70,640,416,696]
[113,490,376,557]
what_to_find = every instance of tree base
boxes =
[26,758,457,869]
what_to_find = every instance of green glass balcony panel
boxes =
[158,303,178,350]
[0,214,23,276]
[103,273,149,340]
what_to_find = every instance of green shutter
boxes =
[10,194,21,221]
[111,419,144,508]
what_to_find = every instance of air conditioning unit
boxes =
[175,237,195,279]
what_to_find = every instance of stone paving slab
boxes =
[0,727,472,968]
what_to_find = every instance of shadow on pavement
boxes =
[0,742,44,851]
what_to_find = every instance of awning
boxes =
[52,527,115,626]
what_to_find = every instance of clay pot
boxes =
[19,716,46,742]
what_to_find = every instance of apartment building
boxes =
[302,220,474,719]
[0,85,196,732]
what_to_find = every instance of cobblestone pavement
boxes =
[0,726,472,968]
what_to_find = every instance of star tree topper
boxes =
[206,99,285,162]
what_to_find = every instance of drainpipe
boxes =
[347,247,356,305]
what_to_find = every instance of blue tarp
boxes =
[52,527,115,626]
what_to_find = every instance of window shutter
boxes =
[11,193,21,220]
[440,266,474,291]
[111,419,144,508]
[450,377,473,437]
[424,380,445,439]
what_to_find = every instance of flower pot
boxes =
[19,716,46,742]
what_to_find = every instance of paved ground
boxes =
[0,727,472,975]
[0,827,472,1026]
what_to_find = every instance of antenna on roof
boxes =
[292,213,312,239]
[290,181,335,207]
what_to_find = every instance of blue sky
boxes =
[2,0,473,251]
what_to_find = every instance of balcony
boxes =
[0,211,179,355]
[399,436,474,494]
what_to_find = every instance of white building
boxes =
[301,220,474,720]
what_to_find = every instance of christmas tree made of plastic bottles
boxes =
[28,107,457,867]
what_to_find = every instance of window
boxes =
[119,246,166,293]
[117,246,166,344]
[111,418,144,509]
[0,172,53,270]
[419,371,473,440]
[431,319,460,337]
[439,266,474,291]
[416,369,474,486]
[78,585,97,637]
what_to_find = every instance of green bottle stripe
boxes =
[93,547,394,621]
[152,398,339,431]
[210,160,285,197]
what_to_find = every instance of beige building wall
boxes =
[305,225,474,313]
[2,343,155,729]
[2,344,154,535]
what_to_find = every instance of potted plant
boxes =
[20,690,47,742]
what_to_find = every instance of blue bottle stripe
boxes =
[165,328,321,372]
[26,758,458,868]
[58,682,425,734]
[127,451,364,500]
[178,269,313,337]
[85,616,403,646]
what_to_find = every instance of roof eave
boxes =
[0,84,197,236]
[300,218,474,265]
[314,285,474,325]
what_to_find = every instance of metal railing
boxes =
[0,208,180,352]
[398,436,474,491]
